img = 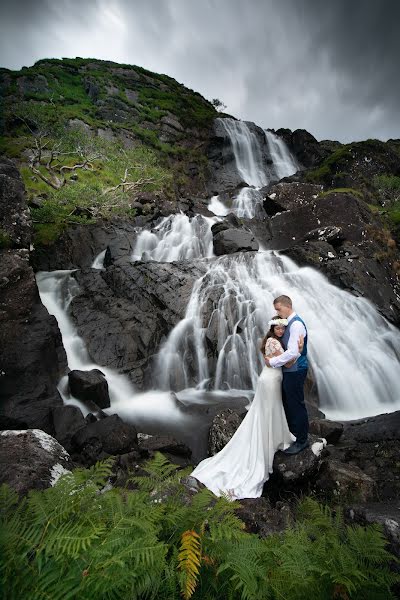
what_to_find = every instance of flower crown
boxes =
[268,318,288,326]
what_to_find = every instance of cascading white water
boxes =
[211,119,299,219]
[36,270,137,415]
[91,249,106,269]
[264,130,299,180]
[231,188,265,219]
[131,213,216,262]
[217,118,268,187]
[155,251,400,420]
[35,269,240,458]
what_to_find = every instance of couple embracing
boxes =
[191,295,309,500]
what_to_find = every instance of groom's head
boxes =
[273,295,293,318]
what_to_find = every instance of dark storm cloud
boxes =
[1,0,399,142]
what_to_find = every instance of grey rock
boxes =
[0,429,71,496]
[68,369,110,409]
[316,459,375,502]
[271,435,327,485]
[309,418,344,444]
[71,414,138,465]
[52,405,86,452]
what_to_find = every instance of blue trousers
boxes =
[282,369,309,444]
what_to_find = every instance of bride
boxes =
[190,317,303,499]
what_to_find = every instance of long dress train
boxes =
[190,363,294,500]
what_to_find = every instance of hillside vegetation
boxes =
[0,57,219,244]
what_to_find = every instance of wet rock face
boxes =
[0,429,72,496]
[69,259,207,388]
[275,128,329,168]
[32,219,139,271]
[249,184,400,325]
[0,157,31,248]
[211,217,259,255]
[0,160,67,434]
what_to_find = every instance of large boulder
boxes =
[68,369,110,408]
[51,404,86,452]
[70,414,138,465]
[271,436,327,488]
[327,411,400,501]
[346,503,400,560]
[262,182,323,216]
[211,215,259,255]
[235,497,293,537]
[0,429,71,495]
[315,459,375,502]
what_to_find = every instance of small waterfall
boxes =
[264,130,299,180]
[35,269,238,459]
[231,187,265,219]
[36,270,136,415]
[91,249,106,269]
[132,213,215,262]
[154,251,400,420]
[208,195,230,217]
[217,118,268,187]
[212,119,299,219]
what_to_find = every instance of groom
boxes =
[265,295,309,455]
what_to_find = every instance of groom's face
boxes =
[274,302,291,318]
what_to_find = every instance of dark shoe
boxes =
[282,440,309,455]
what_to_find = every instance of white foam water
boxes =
[91,249,106,269]
[210,120,299,219]
[131,213,216,262]
[154,251,400,421]
[264,130,299,180]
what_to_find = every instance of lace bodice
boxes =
[264,337,283,357]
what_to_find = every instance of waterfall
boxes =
[35,269,220,456]
[264,130,299,180]
[217,118,268,187]
[211,119,299,219]
[231,188,265,219]
[155,251,400,421]
[131,213,216,262]
[91,249,106,269]
[36,270,136,415]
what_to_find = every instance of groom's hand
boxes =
[264,357,271,367]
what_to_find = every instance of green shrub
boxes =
[1,454,398,600]
[318,187,364,199]
[0,228,11,248]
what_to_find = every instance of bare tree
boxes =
[16,112,102,190]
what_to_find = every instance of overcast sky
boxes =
[1,0,399,143]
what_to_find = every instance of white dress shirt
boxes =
[268,312,306,368]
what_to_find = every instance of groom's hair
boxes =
[273,295,292,307]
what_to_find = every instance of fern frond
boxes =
[178,529,202,599]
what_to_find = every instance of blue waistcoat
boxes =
[281,315,308,372]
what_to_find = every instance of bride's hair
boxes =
[260,316,285,355]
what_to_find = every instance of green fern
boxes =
[1,457,399,600]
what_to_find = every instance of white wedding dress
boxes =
[190,338,295,499]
